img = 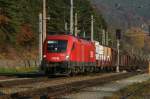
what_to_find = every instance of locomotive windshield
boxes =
[47,40,68,53]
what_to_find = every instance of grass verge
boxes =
[0,66,39,74]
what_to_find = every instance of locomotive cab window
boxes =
[47,40,68,53]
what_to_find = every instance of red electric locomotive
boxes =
[41,33,96,75]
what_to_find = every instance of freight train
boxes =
[41,32,148,75]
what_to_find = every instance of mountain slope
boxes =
[91,0,150,30]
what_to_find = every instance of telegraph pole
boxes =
[83,31,86,38]
[148,25,150,36]
[116,29,121,73]
[116,39,120,72]
[106,31,109,46]
[149,55,150,74]
[102,29,105,45]
[148,25,150,74]
[70,0,74,34]
[65,22,68,32]
[91,15,94,42]
[43,0,47,42]
[75,13,78,36]
[39,13,43,65]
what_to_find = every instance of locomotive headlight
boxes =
[65,55,70,61]
[43,55,46,58]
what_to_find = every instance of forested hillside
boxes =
[92,0,150,56]
[0,0,106,59]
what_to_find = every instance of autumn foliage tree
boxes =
[0,14,15,53]
[16,24,34,51]
[125,27,145,49]
[0,15,9,25]
[144,36,150,54]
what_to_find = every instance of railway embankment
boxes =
[0,71,144,99]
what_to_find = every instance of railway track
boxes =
[0,72,48,87]
[0,71,144,99]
